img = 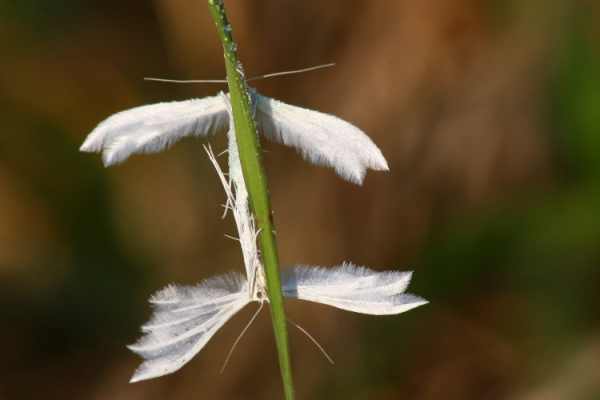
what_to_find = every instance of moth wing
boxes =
[254,93,389,185]
[128,273,250,382]
[80,94,229,166]
[282,262,427,315]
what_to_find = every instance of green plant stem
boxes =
[207,1,295,399]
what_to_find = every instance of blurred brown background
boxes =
[1,0,599,399]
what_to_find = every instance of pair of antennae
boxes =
[144,62,335,84]
[220,303,334,374]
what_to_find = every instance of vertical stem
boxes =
[207,1,295,399]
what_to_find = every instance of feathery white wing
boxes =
[80,95,229,166]
[254,92,389,185]
[282,263,427,315]
[128,273,250,382]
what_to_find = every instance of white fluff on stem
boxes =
[204,139,265,300]
[282,263,428,315]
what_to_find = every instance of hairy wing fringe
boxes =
[254,93,388,185]
[128,272,249,382]
[80,96,228,165]
[282,263,427,315]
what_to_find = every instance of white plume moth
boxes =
[80,84,389,185]
[80,77,427,383]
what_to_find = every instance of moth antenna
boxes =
[220,302,264,374]
[247,63,335,82]
[144,63,335,85]
[143,77,228,84]
[287,318,334,365]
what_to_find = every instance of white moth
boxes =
[80,90,427,383]
[80,89,388,185]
